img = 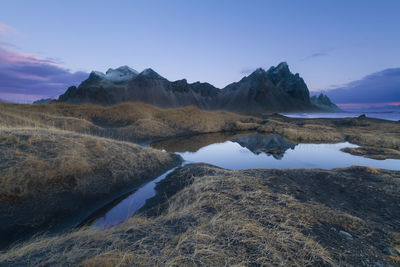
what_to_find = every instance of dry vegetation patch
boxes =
[2,164,399,266]
[1,101,400,265]
[1,102,399,159]
[0,102,256,142]
[0,128,181,249]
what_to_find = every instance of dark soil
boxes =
[139,164,400,266]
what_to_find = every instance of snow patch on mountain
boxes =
[104,66,138,83]
[91,66,139,83]
[91,71,106,78]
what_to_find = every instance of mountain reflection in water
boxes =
[151,133,400,170]
[232,134,296,159]
[152,132,297,159]
[92,133,400,229]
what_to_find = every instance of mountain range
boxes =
[57,62,338,112]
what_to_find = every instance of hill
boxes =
[0,128,180,248]
[2,164,399,266]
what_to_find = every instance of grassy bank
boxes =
[258,114,400,151]
[2,164,399,266]
[0,128,181,249]
[0,101,258,142]
[1,101,399,159]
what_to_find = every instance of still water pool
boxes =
[90,133,400,228]
[178,141,400,170]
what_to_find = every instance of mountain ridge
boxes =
[58,62,334,112]
[311,93,341,111]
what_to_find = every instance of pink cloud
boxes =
[0,92,48,102]
[0,46,57,66]
[337,102,400,108]
[0,22,14,36]
[0,45,88,103]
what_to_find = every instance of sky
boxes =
[0,0,399,103]
[322,68,400,107]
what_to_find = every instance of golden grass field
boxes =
[0,101,257,142]
[1,101,399,155]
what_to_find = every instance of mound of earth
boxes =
[0,128,181,249]
[2,164,400,266]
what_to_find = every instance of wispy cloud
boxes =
[302,52,329,61]
[0,45,88,103]
[0,41,19,49]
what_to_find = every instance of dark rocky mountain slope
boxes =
[33,98,54,104]
[311,93,341,111]
[58,63,334,112]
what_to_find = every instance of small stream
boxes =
[92,166,181,228]
[88,132,400,228]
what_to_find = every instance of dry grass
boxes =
[0,128,179,202]
[257,116,400,157]
[1,101,399,155]
[2,164,399,266]
[258,119,344,143]
[0,101,257,142]
[341,146,400,160]
[1,101,400,265]
[0,128,180,248]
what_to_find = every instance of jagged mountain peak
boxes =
[266,62,290,76]
[247,62,291,79]
[276,61,289,69]
[106,65,138,75]
[89,65,138,83]
[90,71,105,78]
[240,68,267,82]
[310,93,341,111]
[265,62,304,88]
[253,68,266,74]
[139,68,164,79]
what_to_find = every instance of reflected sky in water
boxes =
[93,167,178,228]
[92,136,400,228]
[179,141,400,170]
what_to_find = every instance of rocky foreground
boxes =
[1,164,399,266]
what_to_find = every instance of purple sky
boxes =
[0,45,87,102]
[0,1,399,103]
[322,68,400,105]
